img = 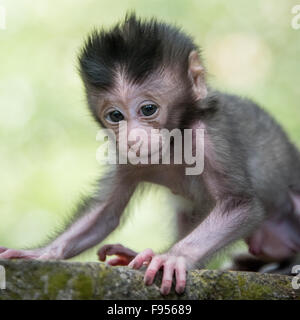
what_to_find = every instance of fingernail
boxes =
[176,286,185,294]
[144,276,151,285]
[160,287,169,295]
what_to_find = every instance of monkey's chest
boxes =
[165,174,209,203]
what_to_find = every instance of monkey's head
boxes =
[78,13,207,156]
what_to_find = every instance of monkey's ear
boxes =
[188,50,207,100]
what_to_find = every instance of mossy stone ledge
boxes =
[0,260,299,300]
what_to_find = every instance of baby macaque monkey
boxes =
[1,14,300,296]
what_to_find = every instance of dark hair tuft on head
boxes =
[78,12,198,90]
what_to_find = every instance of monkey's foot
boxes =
[0,247,42,259]
[229,253,269,272]
[229,253,299,275]
[128,249,187,295]
[97,244,137,266]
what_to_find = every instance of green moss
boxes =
[237,275,246,288]
[240,282,273,299]
[215,273,240,299]
[237,274,283,300]
[72,273,94,299]
[48,271,70,299]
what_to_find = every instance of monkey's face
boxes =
[94,71,185,158]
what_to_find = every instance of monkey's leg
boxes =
[97,243,138,266]
[245,191,300,273]
[247,192,300,260]
[129,198,263,295]
[228,252,300,274]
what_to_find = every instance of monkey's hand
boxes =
[97,244,137,266]
[0,246,60,260]
[128,248,190,295]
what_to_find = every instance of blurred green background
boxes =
[0,0,299,266]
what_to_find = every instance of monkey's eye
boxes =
[106,110,124,123]
[140,104,158,117]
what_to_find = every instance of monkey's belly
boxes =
[247,192,300,261]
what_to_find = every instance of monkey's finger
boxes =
[98,244,116,261]
[175,258,186,294]
[0,247,8,253]
[0,249,29,259]
[0,250,19,259]
[98,244,137,261]
[98,244,123,261]
[129,248,154,269]
[144,256,163,285]
[160,260,175,295]
[106,247,137,259]
[107,257,130,266]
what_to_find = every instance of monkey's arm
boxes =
[0,170,137,260]
[129,197,263,295]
